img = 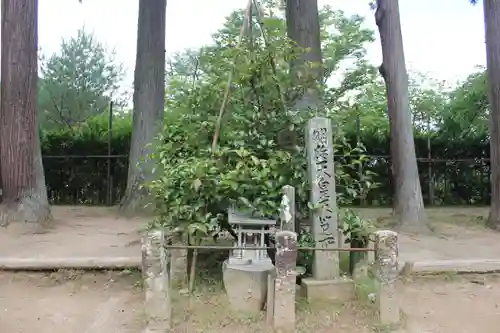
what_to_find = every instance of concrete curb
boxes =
[0,257,499,275]
[400,259,500,275]
[0,257,142,271]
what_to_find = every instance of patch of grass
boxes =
[48,269,85,283]
[167,274,379,333]
[171,285,268,333]
[340,251,350,274]
[422,270,460,281]
[351,262,410,332]
[354,275,377,306]
[372,312,407,333]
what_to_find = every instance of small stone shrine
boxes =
[227,210,275,266]
[222,208,275,315]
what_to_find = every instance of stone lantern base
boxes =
[222,259,274,315]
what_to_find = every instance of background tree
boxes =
[0,0,52,225]
[38,28,125,130]
[120,0,167,214]
[374,0,428,231]
[285,0,323,110]
[167,6,375,113]
[439,69,488,139]
[480,0,500,229]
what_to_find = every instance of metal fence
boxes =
[42,154,129,206]
[41,153,493,206]
[358,155,491,206]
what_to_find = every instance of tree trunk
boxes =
[121,0,166,215]
[484,0,500,230]
[285,0,323,110]
[375,0,427,232]
[0,0,52,226]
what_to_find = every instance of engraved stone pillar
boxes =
[273,230,298,332]
[374,230,400,325]
[306,116,339,279]
[141,230,171,331]
[280,185,296,232]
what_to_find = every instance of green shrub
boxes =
[40,113,132,204]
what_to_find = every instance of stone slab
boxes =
[0,257,141,271]
[301,277,353,301]
[402,259,500,275]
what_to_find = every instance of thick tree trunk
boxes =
[484,0,500,230]
[0,0,52,226]
[121,0,166,215]
[285,0,323,109]
[375,0,427,232]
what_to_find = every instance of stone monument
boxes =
[302,116,352,300]
[222,209,275,315]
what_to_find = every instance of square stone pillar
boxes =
[141,229,172,331]
[374,230,400,325]
[273,231,298,332]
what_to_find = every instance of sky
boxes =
[37,0,485,93]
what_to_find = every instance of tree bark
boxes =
[0,0,52,226]
[121,0,166,215]
[375,0,427,232]
[484,0,500,230]
[285,0,323,110]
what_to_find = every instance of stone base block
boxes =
[301,277,354,301]
[222,260,274,315]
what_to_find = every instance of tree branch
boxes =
[48,88,74,132]
[211,0,253,152]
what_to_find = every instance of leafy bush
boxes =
[147,10,377,265]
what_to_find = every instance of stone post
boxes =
[266,270,276,324]
[141,230,172,331]
[305,116,339,279]
[273,230,298,332]
[280,185,296,232]
[374,230,400,325]
[367,234,375,263]
[170,234,188,289]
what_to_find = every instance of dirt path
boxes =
[0,206,143,259]
[357,207,500,263]
[2,206,500,265]
[0,271,143,333]
[0,271,498,332]
[400,275,500,333]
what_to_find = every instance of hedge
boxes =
[41,115,131,205]
[40,118,492,206]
